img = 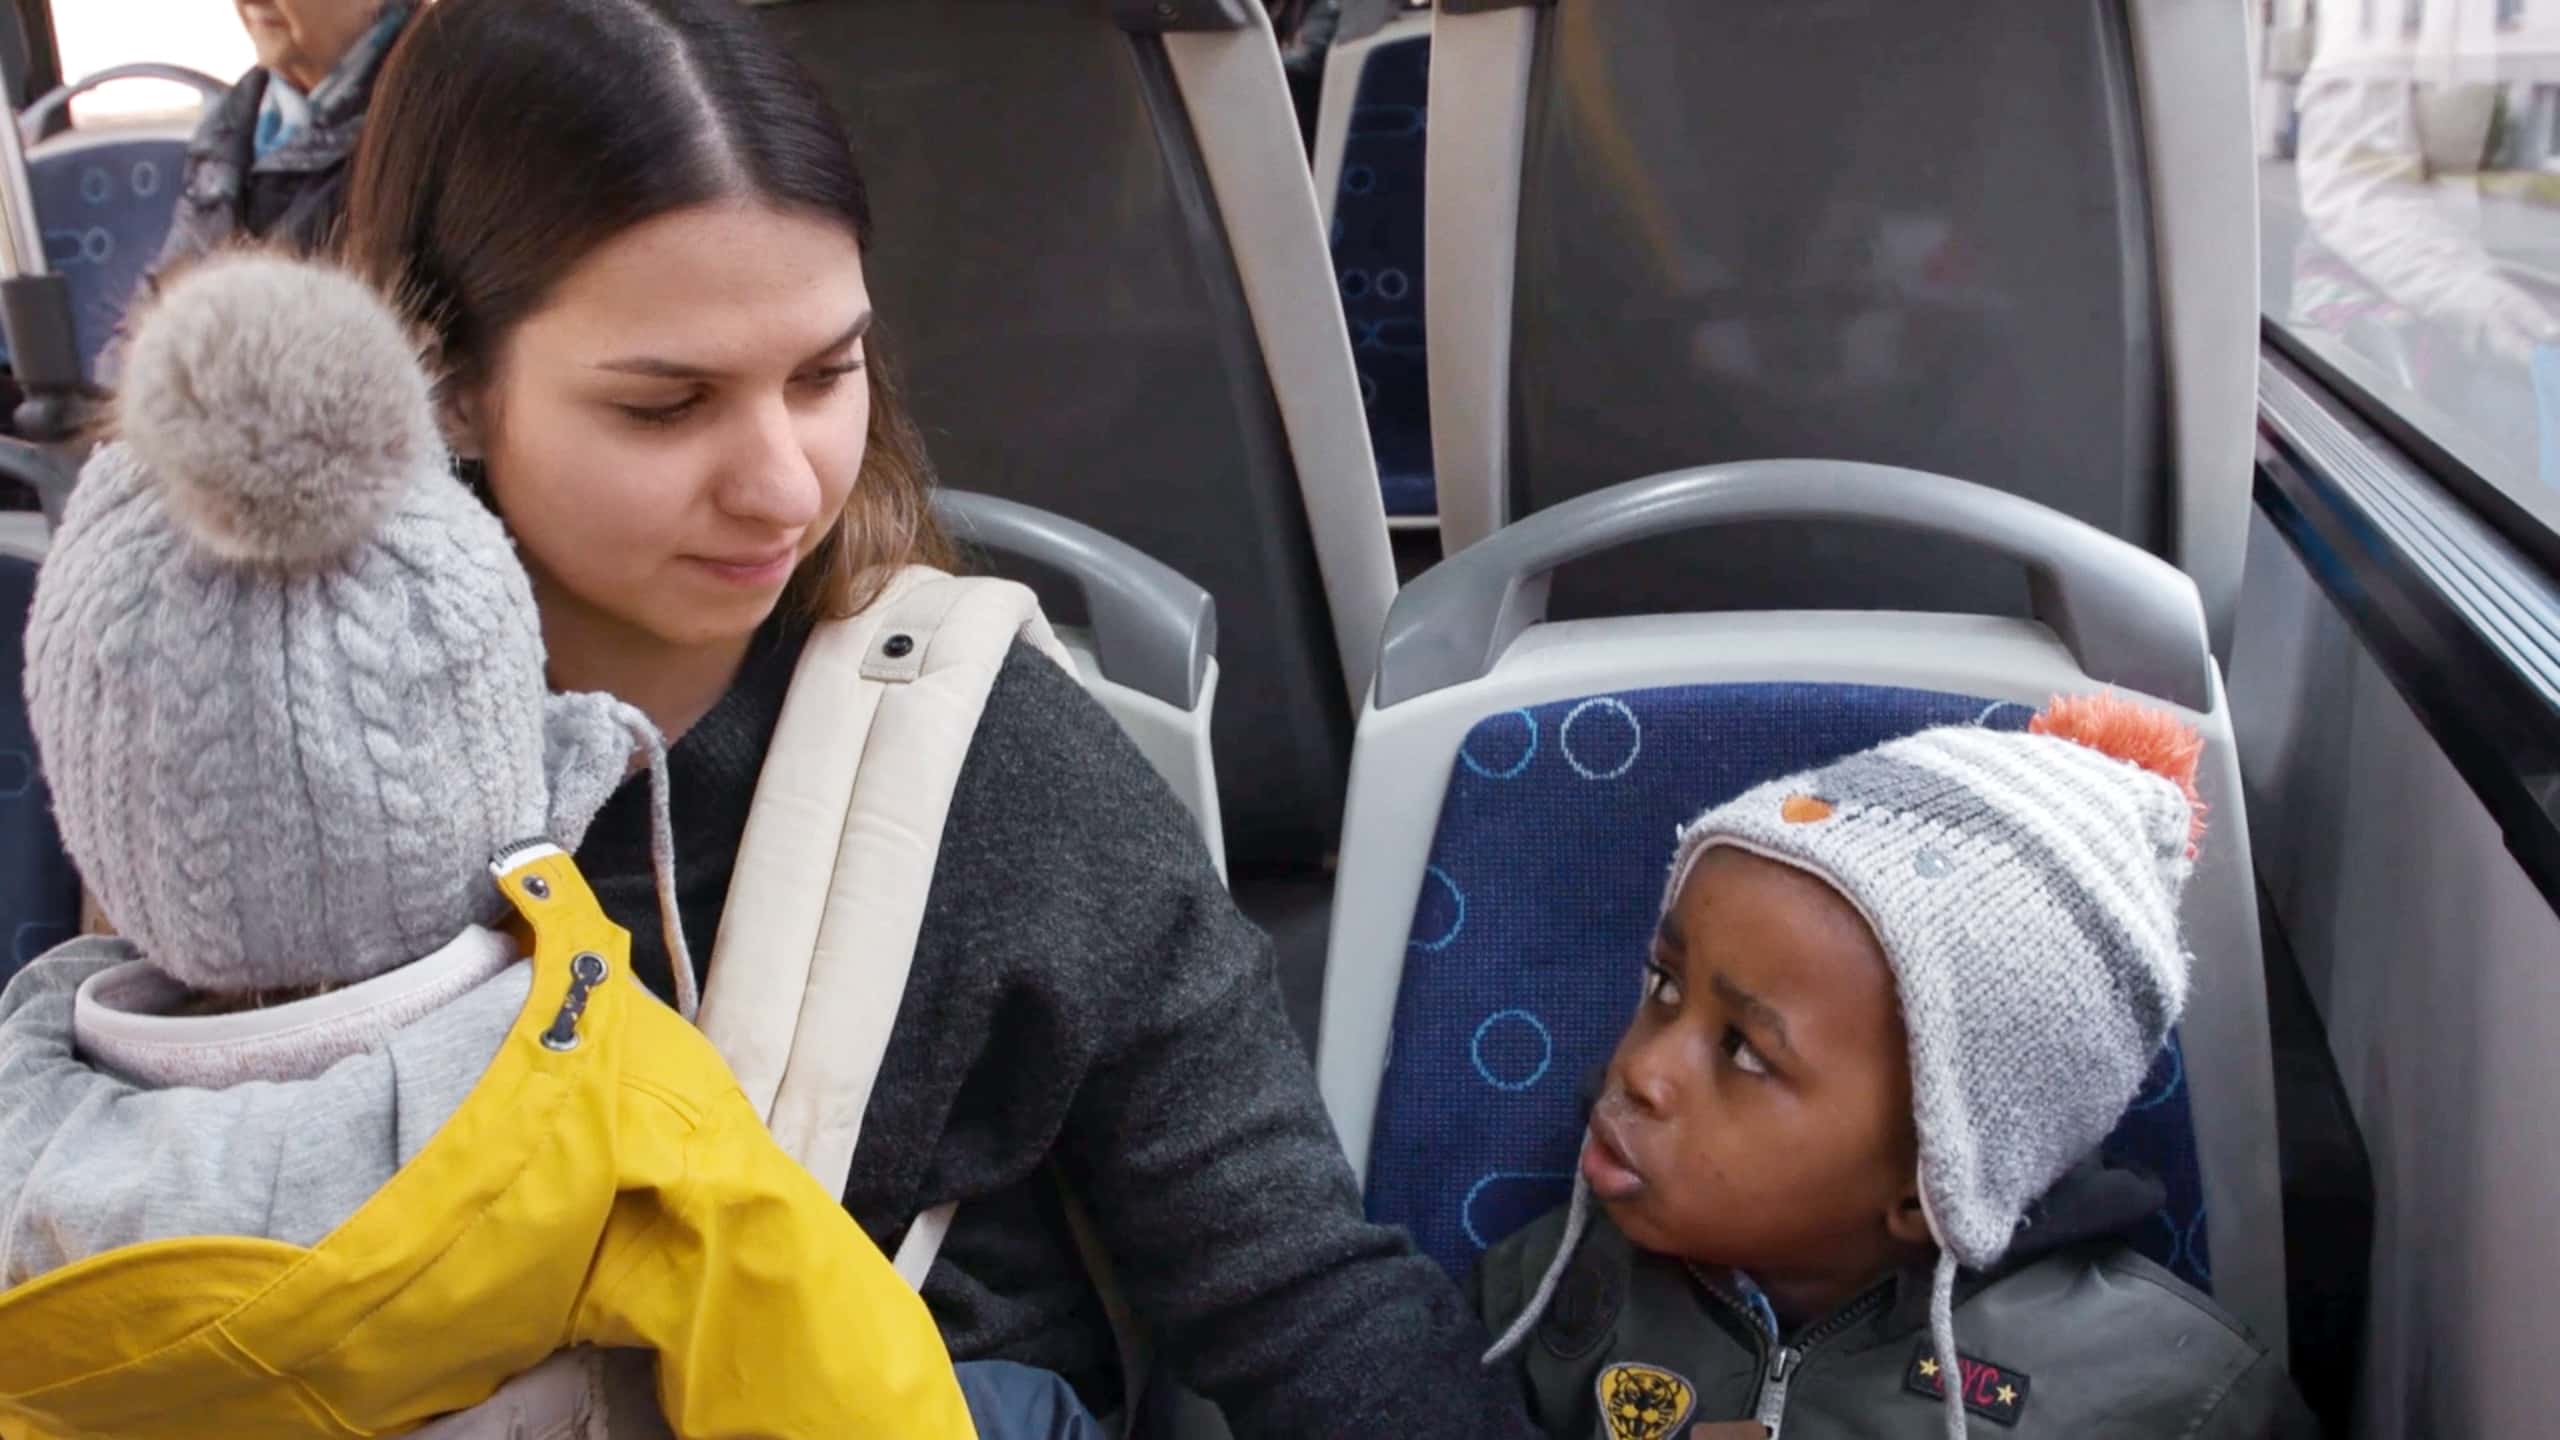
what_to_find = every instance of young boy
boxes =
[0,252,1032,1438]
[1475,700,2321,1439]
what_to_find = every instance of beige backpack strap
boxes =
[692,566,940,1116]
[693,570,1158,1430]
[698,566,1065,1222]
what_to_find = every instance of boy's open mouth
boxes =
[1582,1105,1648,1202]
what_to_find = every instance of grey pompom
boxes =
[116,251,443,570]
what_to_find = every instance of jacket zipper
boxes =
[1687,1266,1892,1440]
[1754,1346,1800,1439]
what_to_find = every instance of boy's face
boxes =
[1584,847,1932,1298]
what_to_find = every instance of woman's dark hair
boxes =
[344,0,951,618]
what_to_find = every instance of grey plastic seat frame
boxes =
[1422,0,2261,655]
[1317,460,2289,1356]
[18,63,228,147]
[935,487,1229,877]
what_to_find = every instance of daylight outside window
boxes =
[2256,0,2560,528]
[50,0,251,126]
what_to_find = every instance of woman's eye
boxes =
[1723,1027,1772,1078]
[617,395,702,426]
[1643,963,1683,1009]
[792,358,866,393]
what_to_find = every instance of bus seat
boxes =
[1421,0,2258,657]
[1,548,80,988]
[936,488,1227,879]
[1316,461,2289,1356]
[755,0,1395,873]
[1312,6,1434,524]
[16,65,228,382]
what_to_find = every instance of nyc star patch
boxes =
[1594,1363,1695,1440]
[1906,1343,2030,1426]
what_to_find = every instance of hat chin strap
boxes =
[1480,1149,1593,1366]
[619,705,697,1025]
[587,698,696,1025]
[1917,1165,1969,1440]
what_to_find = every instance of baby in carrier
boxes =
[0,252,1020,1438]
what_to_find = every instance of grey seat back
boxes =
[759,0,1393,866]
[1427,0,2256,652]
[1319,462,2289,1356]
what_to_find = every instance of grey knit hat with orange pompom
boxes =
[1484,696,2209,1440]
[1668,695,2208,1439]
[23,252,695,1011]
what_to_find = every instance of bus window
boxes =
[2257,0,2560,531]
[51,0,250,126]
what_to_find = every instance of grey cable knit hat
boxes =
[1485,696,2206,1440]
[24,251,692,1010]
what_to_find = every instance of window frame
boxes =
[4,0,60,114]
[2261,319,2560,583]
[2255,341,2560,914]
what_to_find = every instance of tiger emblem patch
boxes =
[1594,1362,1696,1440]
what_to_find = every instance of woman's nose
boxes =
[717,394,824,529]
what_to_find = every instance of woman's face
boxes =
[461,202,872,656]
[236,0,381,92]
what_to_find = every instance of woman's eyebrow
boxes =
[594,310,874,379]
[803,309,874,360]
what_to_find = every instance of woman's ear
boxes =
[440,382,487,462]
[1885,1186,1936,1249]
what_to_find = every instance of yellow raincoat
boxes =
[0,847,975,1440]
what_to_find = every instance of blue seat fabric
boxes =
[2,553,81,985]
[1327,34,1433,518]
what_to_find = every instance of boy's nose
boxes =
[1614,1041,1680,1117]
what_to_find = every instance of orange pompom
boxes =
[2027,693,2208,855]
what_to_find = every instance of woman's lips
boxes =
[687,546,798,588]
[1581,1107,1647,1202]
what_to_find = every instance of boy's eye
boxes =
[1642,962,1684,1010]
[1723,1026,1772,1078]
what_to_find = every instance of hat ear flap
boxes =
[543,691,639,851]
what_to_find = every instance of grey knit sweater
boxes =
[577,626,1532,1440]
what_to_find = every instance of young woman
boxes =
[344,2,1531,1436]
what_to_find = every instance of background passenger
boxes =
[154,0,413,270]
